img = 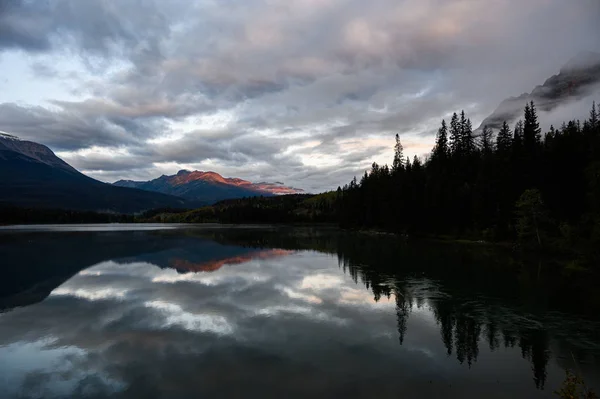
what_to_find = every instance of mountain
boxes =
[478,51,600,130]
[114,169,303,204]
[0,133,193,213]
[0,132,77,172]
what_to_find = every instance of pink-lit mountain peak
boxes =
[173,170,232,185]
[169,170,302,195]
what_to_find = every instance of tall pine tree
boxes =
[496,121,512,154]
[450,112,461,156]
[480,125,494,155]
[590,101,598,132]
[392,134,405,172]
[432,119,449,162]
[514,120,524,150]
[523,101,541,153]
[463,118,475,155]
[459,110,467,152]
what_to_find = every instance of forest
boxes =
[337,101,600,259]
[0,205,134,225]
[141,194,337,224]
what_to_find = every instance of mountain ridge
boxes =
[0,133,195,213]
[0,132,77,173]
[478,51,600,131]
[114,169,303,204]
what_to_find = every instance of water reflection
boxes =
[0,226,599,398]
[169,248,294,273]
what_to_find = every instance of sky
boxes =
[0,0,599,192]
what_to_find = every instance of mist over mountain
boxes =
[478,51,600,131]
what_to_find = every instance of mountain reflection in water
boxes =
[0,226,598,399]
[169,249,294,273]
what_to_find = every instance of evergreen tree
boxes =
[590,101,598,131]
[405,156,412,172]
[360,171,368,186]
[496,121,512,154]
[432,119,449,161]
[523,101,542,152]
[370,162,380,176]
[514,120,524,149]
[450,112,461,156]
[412,155,422,170]
[480,125,493,155]
[392,134,405,172]
[459,111,468,153]
[463,118,475,154]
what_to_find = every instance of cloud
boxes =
[0,1,51,51]
[0,0,599,191]
[0,103,154,150]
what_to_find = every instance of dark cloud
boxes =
[0,1,51,51]
[0,103,158,150]
[0,0,599,190]
[0,0,178,59]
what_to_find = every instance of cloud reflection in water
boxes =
[1,229,599,399]
[0,247,403,398]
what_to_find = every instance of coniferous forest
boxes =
[337,101,600,259]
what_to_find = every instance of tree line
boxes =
[337,101,600,260]
[0,204,134,224]
[140,194,338,224]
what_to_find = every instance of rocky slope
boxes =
[0,132,76,172]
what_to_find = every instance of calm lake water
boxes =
[0,225,599,398]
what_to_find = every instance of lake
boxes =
[0,224,599,398]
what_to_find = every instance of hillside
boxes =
[139,192,338,224]
[0,134,194,213]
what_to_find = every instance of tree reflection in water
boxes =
[206,227,600,391]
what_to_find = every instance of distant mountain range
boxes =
[0,132,192,213]
[0,132,302,213]
[478,51,600,131]
[114,170,303,203]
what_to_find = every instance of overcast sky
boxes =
[1,0,599,192]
